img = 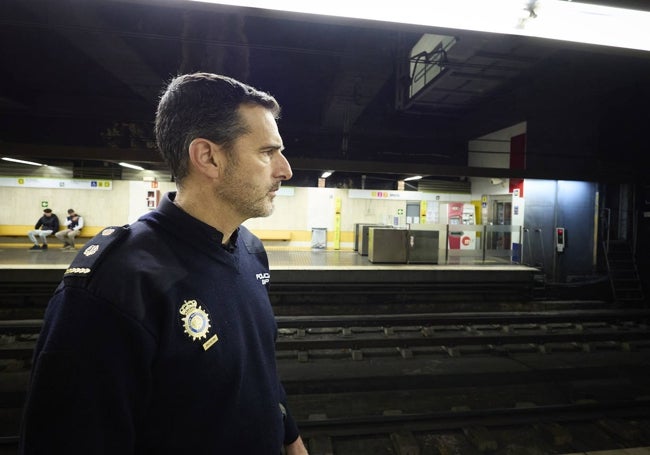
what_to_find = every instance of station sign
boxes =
[0,177,113,190]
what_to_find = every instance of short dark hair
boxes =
[43,208,52,213]
[67,209,75,214]
[155,73,281,185]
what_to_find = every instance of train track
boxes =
[2,309,649,359]
[0,269,637,453]
[4,308,649,333]
[274,309,650,358]
[294,400,650,454]
[0,278,613,317]
[2,309,650,453]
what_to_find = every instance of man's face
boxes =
[215,104,292,220]
[44,212,52,217]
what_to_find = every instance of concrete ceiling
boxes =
[1,0,649,185]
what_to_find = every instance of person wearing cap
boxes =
[26,208,59,250]
[55,208,84,250]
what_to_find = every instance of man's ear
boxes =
[188,138,223,179]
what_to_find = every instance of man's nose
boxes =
[276,152,292,181]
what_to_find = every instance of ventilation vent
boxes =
[73,163,122,180]
[418,179,470,194]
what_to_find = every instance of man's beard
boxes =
[216,163,276,219]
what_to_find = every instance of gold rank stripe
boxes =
[64,267,91,275]
[203,334,219,351]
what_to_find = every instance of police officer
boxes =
[20,73,308,454]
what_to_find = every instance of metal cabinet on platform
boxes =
[357,224,385,256]
[407,228,439,264]
[368,227,408,263]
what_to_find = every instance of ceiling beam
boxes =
[1,142,161,164]
[288,157,640,183]
[22,0,163,103]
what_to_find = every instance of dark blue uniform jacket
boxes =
[20,192,299,454]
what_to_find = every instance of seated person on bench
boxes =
[55,208,84,249]
[27,208,60,251]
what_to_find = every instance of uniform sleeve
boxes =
[53,216,60,232]
[276,380,299,445]
[282,400,300,445]
[19,286,156,454]
[76,216,84,230]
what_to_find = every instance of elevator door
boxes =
[491,200,512,250]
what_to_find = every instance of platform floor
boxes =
[0,246,535,272]
[0,245,539,291]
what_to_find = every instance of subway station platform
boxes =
[0,246,539,290]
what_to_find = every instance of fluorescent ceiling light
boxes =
[119,162,146,171]
[321,171,333,178]
[190,0,650,52]
[2,157,45,166]
[403,175,423,181]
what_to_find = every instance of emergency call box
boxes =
[555,227,566,252]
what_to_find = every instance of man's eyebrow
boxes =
[261,144,285,152]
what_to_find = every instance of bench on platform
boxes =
[250,230,292,241]
[0,225,106,248]
[0,225,293,248]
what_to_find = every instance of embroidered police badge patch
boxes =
[83,244,100,257]
[179,299,211,341]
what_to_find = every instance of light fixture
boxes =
[119,162,146,171]
[403,175,423,181]
[2,157,45,167]
[189,0,650,52]
[320,171,333,179]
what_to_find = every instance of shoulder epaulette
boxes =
[240,226,265,254]
[63,225,130,281]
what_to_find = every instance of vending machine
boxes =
[441,202,476,250]
[459,203,476,250]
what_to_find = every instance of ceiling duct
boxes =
[73,162,122,180]
[397,32,555,117]
[417,178,470,194]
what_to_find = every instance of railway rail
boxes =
[3,308,649,334]
[2,309,649,360]
[1,276,613,317]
